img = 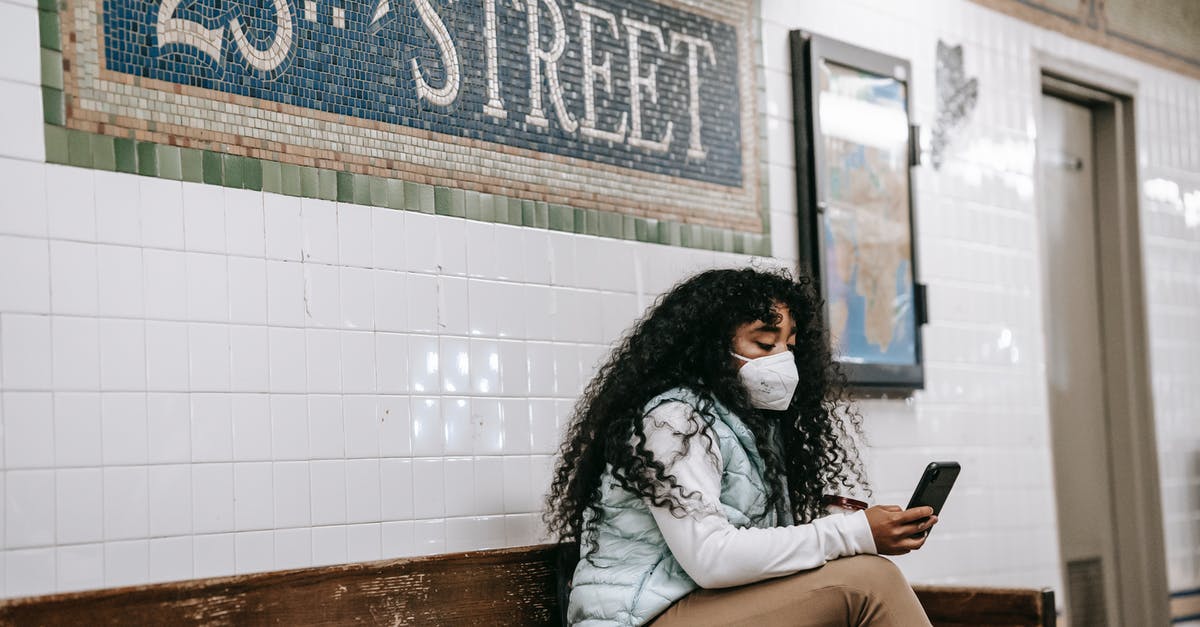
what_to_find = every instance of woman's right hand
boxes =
[864,505,938,555]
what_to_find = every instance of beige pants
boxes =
[648,555,933,627]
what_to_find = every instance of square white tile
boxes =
[0,235,50,313]
[234,462,274,531]
[346,459,381,524]
[53,392,102,466]
[148,465,191,536]
[148,536,193,582]
[307,394,345,459]
[379,396,412,454]
[273,461,311,528]
[336,202,373,269]
[97,243,145,317]
[51,317,101,391]
[193,533,235,578]
[102,466,148,540]
[340,330,376,395]
[376,331,409,394]
[49,240,98,315]
[56,468,103,544]
[3,392,54,468]
[1,314,52,389]
[191,462,234,534]
[182,182,227,254]
[234,530,275,574]
[309,460,348,526]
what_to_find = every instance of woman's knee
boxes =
[831,554,911,592]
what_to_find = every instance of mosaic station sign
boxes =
[55,0,764,237]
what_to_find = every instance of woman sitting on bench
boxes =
[544,267,937,626]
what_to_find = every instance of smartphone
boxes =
[905,461,960,538]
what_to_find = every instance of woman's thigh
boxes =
[648,555,932,627]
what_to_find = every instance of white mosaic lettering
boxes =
[411,0,461,106]
[623,16,672,153]
[156,0,224,65]
[304,0,317,22]
[669,31,715,160]
[524,0,577,133]
[483,0,506,119]
[369,0,389,25]
[228,0,295,71]
[577,3,626,143]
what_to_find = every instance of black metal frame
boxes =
[789,30,927,395]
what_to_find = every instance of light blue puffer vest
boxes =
[567,388,793,626]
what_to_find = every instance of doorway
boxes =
[1036,65,1169,627]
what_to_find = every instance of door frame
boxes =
[1032,52,1169,626]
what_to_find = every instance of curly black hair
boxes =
[543,265,870,556]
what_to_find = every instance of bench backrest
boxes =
[0,544,1053,626]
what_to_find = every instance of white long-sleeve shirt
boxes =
[642,401,877,589]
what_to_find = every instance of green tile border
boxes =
[37,122,769,255]
[34,0,772,257]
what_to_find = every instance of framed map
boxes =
[789,32,927,393]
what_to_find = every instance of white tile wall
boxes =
[0,0,1195,606]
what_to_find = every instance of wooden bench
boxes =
[0,544,1055,626]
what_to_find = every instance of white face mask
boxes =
[731,350,799,410]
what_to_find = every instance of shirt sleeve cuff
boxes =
[846,509,878,555]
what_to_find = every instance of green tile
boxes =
[403,181,422,211]
[369,176,387,207]
[576,207,590,234]
[658,221,680,246]
[506,197,523,225]
[534,201,549,228]
[434,187,463,217]
[137,140,158,176]
[242,157,263,191]
[386,178,404,209]
[418,184,435,213]
[600,211,624,239]
[43,124,67,163]
[66,129,92,168]
[634,218,651,242]
[520,199,535,226]
[548,204,571,232]
[716,229,734,253]
[90,134,116,171]
[463,190,481,220]
[352,174,370,205]
[38,10,60,52]
[38,0,57,11]
[301,166,320,198]
[157,145,182,180]
[318,169,337,200]
[432,186,451,213]
[281,163,301,196]
[114,138,137,174]
[201,150,223,183]
[41,87,63,125]
[223,155,244,188]
[475,190,494,221]
[333,171,351,202]
[622,215,636,240]
[732,232,746,255]
[175,148,198,182]
[40,49,63,90]
[262,161,283,193]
